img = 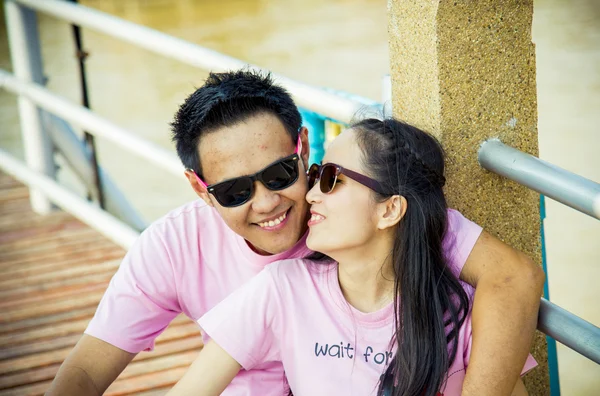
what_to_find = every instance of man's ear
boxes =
[377,195,407,230]
[299,126,310,170]
[184,170,214,207]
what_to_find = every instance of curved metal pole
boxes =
[479,139,600,220]
[538,298,600,364]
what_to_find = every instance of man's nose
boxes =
[251,182,281,213]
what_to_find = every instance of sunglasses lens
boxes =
[307,164,320,189]
[262,157,299,190]
[212,178,253,207]
[320,164,337,193]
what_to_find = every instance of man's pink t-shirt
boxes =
[86,201,490,395]
[199,265,537,396]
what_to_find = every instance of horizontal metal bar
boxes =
[538,298,600,364]
[0,69,182,176]
[0,148,140,250]
[12,0,379,124]
[479,139,600,220]
[43,112,147,231]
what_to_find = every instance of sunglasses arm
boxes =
[189,170,209,190]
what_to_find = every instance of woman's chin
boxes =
[307,234,335,257]
[306,231,323,253]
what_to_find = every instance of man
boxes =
[47,70,544,396]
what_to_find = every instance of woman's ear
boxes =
[377,195,407,230]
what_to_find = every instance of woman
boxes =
[168,118,536,396]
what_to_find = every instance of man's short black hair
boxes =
[171,69,302,177]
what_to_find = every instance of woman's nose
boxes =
[305,181,322,204]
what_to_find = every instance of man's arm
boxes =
[46,335,136,396]
[460,231,544,396]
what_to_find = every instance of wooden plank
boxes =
[0,211,73,232]
[0,185,28,202]
[0,321,200,361]
[0,331,202,375]
[0,334,81,361]
[0,325,201,389]
[0,271,116,301]
[106,366,190,396]
[0,239,120,269]
[0,366,189,396]
[0,259,119,291]
[0,318,92,346]
[0,173,205,395]
[0,199,33,216]
[0,231,115,260]
[0,243,123,275]
[0,305,97,334]
[0,363,61,392]
[0,305,197,347]
[0,283,107,311]
[0,228,99,255]
[117,350,198,380]
[0,247,124,281]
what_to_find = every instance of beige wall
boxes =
[534,0,600,394]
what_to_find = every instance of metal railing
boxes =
[479,140,600,364]
[0,69,183,175]
[12,0,378,124]
[538,298,600,364]
[0,148,139,249]
[479,139,600,220]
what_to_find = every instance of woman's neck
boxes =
[332,233,396,313]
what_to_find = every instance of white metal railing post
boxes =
[5,0,56,214]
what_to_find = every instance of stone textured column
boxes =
[388,1,549,394]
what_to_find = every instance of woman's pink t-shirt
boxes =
[199,259,536,396]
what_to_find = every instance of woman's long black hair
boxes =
[352,118,470,396]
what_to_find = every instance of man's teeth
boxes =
[258,211,287,228]
[310,213,324,222]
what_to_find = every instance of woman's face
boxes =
[305,129,382,256]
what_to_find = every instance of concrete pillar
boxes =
[387,1,549,394]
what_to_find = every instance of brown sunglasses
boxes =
[307,163,387,195]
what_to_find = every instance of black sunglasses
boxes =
[307,163,386,195]
[193,136,303,207]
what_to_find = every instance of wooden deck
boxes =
[0,172,202,395]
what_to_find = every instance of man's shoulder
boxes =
[145,199,226,238]
[266,258,335,285]
[154,199,214,224]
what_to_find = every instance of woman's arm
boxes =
[167,341,241,396]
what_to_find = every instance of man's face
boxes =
[189,113,311,255]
